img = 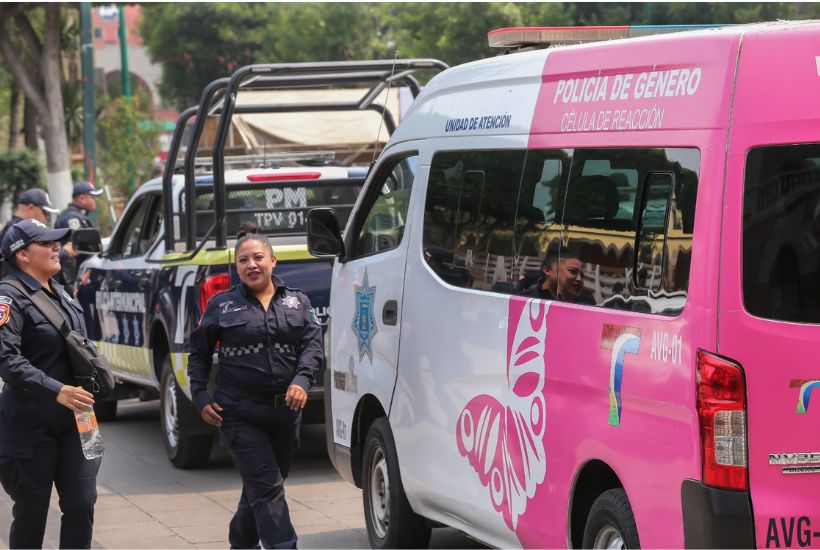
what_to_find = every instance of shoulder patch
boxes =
[67,217,81,230]
[0,297,12,328]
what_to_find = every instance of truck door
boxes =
[96,192,163,383]
[328,150,420,447]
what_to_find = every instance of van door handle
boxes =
[382,300,398,326]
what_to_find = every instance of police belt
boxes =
[218,385,289,408]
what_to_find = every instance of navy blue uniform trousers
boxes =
[216,388,300,549]
[0,391,101,549]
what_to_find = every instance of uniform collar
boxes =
[238,275,287,298]
[68,202,87,215]
[8,268,64,296]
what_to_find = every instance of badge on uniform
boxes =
[282,296,300,309]
[0,296,12,328]
[68,218,81,230]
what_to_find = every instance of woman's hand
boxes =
[56,385,94,412]
[286,384,307,411]
[201,402,223,427]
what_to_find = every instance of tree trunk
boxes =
[8,82,19,150]
[0,5,72,206]
[40,4,71,208]
[23,97,37,150]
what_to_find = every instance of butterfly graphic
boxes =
[456,298,548,530]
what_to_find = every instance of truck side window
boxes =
[423,150,526,293]
[350,154,418,259]
[109,194,151,259]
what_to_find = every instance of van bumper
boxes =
[681,479,755,548]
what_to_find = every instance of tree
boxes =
[0,3,73,207]
[140,3,271,110]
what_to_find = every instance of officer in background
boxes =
[55,182,103,292]
[0,189,61,278]
[0,219,100,549]
[188,223,323,549]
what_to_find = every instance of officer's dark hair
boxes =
[540,243,579,270]
[235,222,274,258]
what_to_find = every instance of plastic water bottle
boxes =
[75,408,104,459]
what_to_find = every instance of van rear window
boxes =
[743,144,820,323]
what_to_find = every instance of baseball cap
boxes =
[18,188,60,214]
[0,219,70,262]
[72,181,104,197]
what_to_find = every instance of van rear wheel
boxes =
[362,418,431,549]
[582,488,640,549]
[159,357,212,469]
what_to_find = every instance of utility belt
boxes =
[218,385,289,408]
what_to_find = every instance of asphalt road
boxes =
[0,398,485,549]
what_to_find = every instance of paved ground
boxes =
[0,399,484,549]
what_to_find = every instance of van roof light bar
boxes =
[488,24,727,49]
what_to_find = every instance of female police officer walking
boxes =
[188,223,323,549]
[0,218,100,549]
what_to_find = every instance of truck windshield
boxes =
[188,181,362,239]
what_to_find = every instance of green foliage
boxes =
[0,148,45,200]
[140,3,270,109]
[140,2,810,108]
[95,95,162,198]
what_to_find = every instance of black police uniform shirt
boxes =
[187,276,323,412]
[56,203,93,285]
[0,270,87,454]
[56,203,93,232]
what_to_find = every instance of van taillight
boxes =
[199,273,231,313]
[697,350,748,491]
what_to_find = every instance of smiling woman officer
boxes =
[188,222,323,549]
[0,218,100,549]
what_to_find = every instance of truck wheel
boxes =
[159,357,212,469]
[363,418,431,549]
[582,488,640,549]
[94,399,118,422]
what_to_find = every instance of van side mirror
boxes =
[307,208,345,258]
[71,227,103,255]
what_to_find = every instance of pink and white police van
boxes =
[307,21,820,548]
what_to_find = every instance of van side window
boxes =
[510,148,699,314]
[513,151,571,296]
[743,144,820,323]
[350,155,418,259]
[423,150,526,293]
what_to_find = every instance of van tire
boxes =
[93,399,118,422]
[159,357,211,469]
[362,418,431,549]
[582,488,640,549]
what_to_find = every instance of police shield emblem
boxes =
[282,296,300,309]
[0,296,12,328]
[351,270,377,362]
